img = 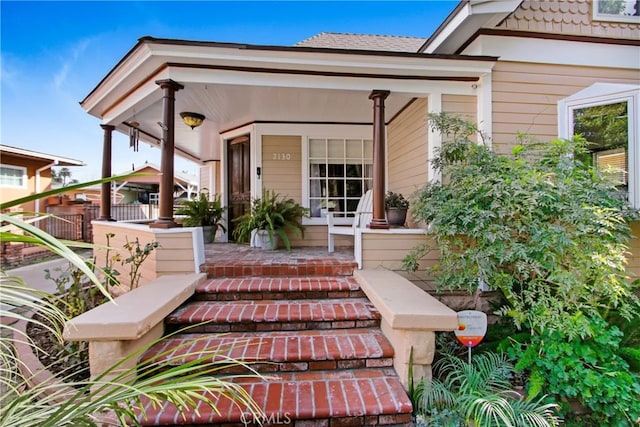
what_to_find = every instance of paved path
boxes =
[1,258,71,314]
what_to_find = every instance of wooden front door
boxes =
[227,136,251,240]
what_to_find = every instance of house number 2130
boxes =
[272,153,291,161]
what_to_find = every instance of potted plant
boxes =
[232,189,309,251]
[175,192,226,244]
[385,191,409,226]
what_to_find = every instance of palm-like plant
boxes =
[175,192,226,242]
[175,193,225,227]
[0,177,262,426]
[414,351,560,427]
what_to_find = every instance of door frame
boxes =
[220,124,259,242]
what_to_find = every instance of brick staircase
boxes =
[138,253,413,426]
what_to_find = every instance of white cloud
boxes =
[52,38,92,91]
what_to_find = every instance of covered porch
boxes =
[81,36,495,255]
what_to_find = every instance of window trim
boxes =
[302,136,373,226]
[0,164,27,189]
[558,83,640,208]
[592,0,640,23]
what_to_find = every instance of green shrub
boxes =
[509,318,640,426]
[405,113,640,423]
[619,346,640,372]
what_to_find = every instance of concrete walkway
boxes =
[1,257,71,314]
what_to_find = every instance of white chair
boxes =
[326,190,373,269]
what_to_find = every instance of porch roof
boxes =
[0,144,85,167]
[80,36,497,165]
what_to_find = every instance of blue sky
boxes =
[1,1,458,182]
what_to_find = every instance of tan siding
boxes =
[199,164,220,195]
[361,233,438,285]
[155,232,196,277]
[491,61,640,153]
[442,94,477,119]
[92,223,197,289]
[387,98,429,200]
[262,135,302,202]
[93,224,159,289]
[284,225,352,248]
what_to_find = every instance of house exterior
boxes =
[79,0,639,280]
[0,144,85,212]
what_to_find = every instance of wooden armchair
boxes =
[326,190,373,269]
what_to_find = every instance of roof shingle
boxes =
[296,32,427,52]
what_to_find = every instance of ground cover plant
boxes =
[404,113,640,425]
[413,348,560,427]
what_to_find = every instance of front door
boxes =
[227,136,251,240]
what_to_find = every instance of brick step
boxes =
[166,299,381,333]
[202,259,357,278]
[195,276,365,301]
[141,328,394,374]
[137,368,413,426]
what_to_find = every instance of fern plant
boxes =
[414,351,560,427]
[175,192,226,242]
[232,189,309,251]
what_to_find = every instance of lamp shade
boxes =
[180,112,205,129]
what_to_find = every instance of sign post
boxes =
[454,310,488,364]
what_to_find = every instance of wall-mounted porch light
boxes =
[180,112,205,129]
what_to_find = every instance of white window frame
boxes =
[303,136,373,226]
[0,164,27,189]
[558,83,640,208]
[592,0,640,24]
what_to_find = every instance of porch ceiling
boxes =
[83,38,496,165]
[119,83,415,163]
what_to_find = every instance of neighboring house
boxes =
[67,163,199,205]
[113,163,199,204]
[79,0,639,270]
[0,145,85,212]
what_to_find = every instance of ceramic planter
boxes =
[386,207,407,226]
[256,229,279,250]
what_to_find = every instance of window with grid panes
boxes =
[308,138,373,218]
[0,165,26,188]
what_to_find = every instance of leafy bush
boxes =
[507,318,640,426]
[405,113,640,423]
